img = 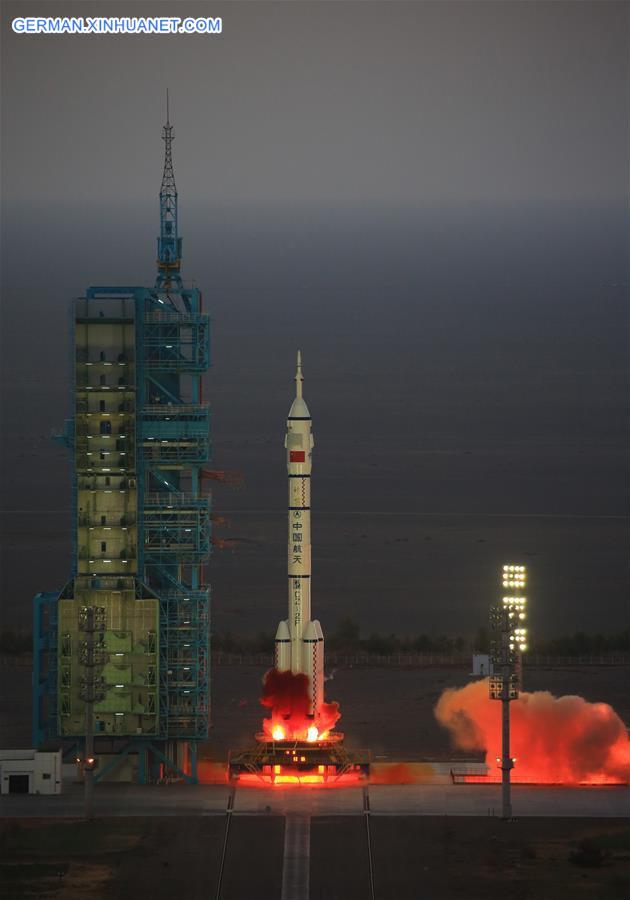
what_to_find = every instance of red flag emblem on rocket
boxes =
[290,451,306,462]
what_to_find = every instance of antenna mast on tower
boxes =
[156,90,183,290]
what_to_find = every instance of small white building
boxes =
[0,749,62,794]
[472,654,493,677]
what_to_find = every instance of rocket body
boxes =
[274,353,324,716]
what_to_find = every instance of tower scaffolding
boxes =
[33,103,211,783]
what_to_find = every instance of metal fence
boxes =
[525,654,630,667]
[208,652,630,668]
[3,651,630,668]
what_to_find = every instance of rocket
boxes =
[274,352,324,717]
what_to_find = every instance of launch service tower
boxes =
[32,106,211,783]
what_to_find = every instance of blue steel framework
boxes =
[33,109,211,782]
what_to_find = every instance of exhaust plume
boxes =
[260,668,340,741]
[435,679,630,784]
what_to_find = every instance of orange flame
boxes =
[235,765,363,787]
[260,668,340,742]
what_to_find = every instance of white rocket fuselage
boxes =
[274,353,324,716]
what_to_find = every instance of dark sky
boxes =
[1,1,629,638]
[2,1,627,211]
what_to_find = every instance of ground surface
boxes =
[0,815,284,900]
[311,816,630,900]
[1,812,629,899]
[3,661,628,760]
[1,782,628,818]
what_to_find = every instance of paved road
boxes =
[1,782,628,818]
[280,815,310,900]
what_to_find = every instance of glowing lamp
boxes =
[501,563,527,590]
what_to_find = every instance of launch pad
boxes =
[228,738,371,784]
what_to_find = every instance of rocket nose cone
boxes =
[275,620,290,641]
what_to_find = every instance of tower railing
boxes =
[141,403,209,417]
[144,492,209,508]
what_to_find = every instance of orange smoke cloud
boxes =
[434,679,630,785]
[260,668,341,742]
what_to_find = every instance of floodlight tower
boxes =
[489,564,528,820]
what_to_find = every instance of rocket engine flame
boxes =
[261,668,341,742]
[435,679,630,785]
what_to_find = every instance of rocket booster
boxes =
[274,352,324,716]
